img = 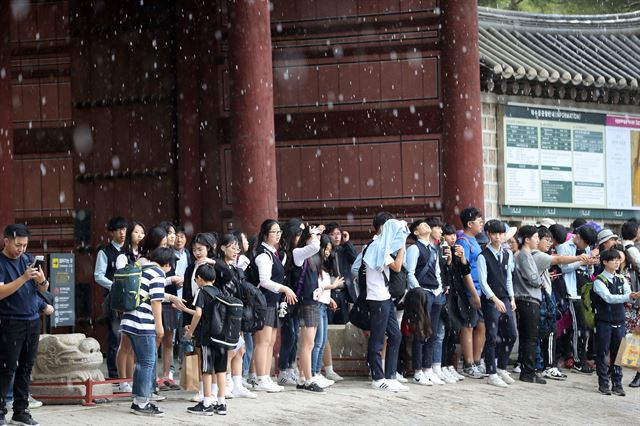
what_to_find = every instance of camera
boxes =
[278,301,288,318]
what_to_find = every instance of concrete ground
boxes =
[23,369,639,425]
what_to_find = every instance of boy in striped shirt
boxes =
[122,247,174,417]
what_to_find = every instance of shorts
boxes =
[201,344,228,374]
[459,293,480,328]
[161,303,178,330]
[264,306,280,329]
[298,303,320,328]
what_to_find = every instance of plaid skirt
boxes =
[161,303,178,330]
[264,306,280,329]
[298,303,320,328]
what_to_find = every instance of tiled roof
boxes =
[478,7,640,92]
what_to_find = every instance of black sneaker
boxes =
[630,372,640,388]
[213,403,227,415]
[130,402,165,417]
[520,374,547,384]
[149,392,166,402]
[296,382,305,390]
[598,385,612,395]
[572,363,595,375]
[301,382,325,393]
[187,402,214,416]
[611,385,626,397]
[9,410,39,426]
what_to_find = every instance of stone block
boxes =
[327,323,369,376]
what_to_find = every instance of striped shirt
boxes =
[121,265,165,336]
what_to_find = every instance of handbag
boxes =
[180,353,200,391]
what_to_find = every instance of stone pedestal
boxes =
[327,323,369,376]
[31,334,113,404]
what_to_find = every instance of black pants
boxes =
[568,298,588,363]
[0,319,41,414]
[515,299,540,379]
[328,290,349,325]
[595,321,625,387]
[107,316,121,378]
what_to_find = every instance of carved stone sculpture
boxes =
[31,334,113,404]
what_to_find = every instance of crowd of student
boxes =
[88,208,640,418]
[1,205,639,424]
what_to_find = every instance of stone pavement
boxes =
[24,370,639,425]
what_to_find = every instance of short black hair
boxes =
[571,218,587,232]
[442,223,456,236]
[195,264,216,282]
[537,226,552,240]
[460,207,481,229]
[175,225,186,235]
[409,219,427,241]
[576,225,598,247]
[548,224,567,245]
[483,219,504,235]
[3,224,31,239]
[516,225,538,249]
[324,222,341,235]
[426,217,442,229]
[373,212,394,232]
[149,247,176,268]
[600,248,622,263]
[621,221,638,241]
[107,216,128,231]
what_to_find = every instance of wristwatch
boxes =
[38,279,49,287]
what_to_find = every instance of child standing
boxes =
[591,249,640,396]
[477,220,517,388]
[185,264,228,415]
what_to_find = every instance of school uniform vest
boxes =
[102,243,123,282]
[256,245,285,307]
[415,242,439,290]
[481,247,510,299]
[294,260,320,306]
[592,274,626,324]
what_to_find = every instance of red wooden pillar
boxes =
[176,0,202,234]
[441,0,484,227]
[0,1,15,233]
[228,0,278,234]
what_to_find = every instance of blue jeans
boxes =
[312,304,329,375]
[367,299,401,380]
[411,291,442,369]
[432,293,447,364]
[243,332,253,376]
[278,313,299,370]
[482,296,517,375]
[126,332,157,401]
[595,321,625,387]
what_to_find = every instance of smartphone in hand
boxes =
[32,255,45,271]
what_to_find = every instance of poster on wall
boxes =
[501,105,640,218]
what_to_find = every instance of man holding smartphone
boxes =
[0,224,49,426]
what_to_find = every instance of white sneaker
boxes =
[243,375,257,389]
[395,372,408,383]
[371,379,394,391]
[424,369,444,385]
[277,370,297,386]
[224,388,234,399]
[487,373,509,388]
[232,385,257,399]
[318,374,335,387]
[324,369,344,382]
[28,395,43,409]
[118,382,133,393]
[434,366,456,384]
[254,379,282,393]
[190,392,204,402]
[447,366,465,381]
[226,373,234,392]
[386,379,409,392]
[412,371,433,386]
[313,374,334,389]
[542,367,567,381]
[497,368,515,385]
[267,376,285,391]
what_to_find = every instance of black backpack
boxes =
[237,279,268,332]
[244,248,273,286]
[349,242,374,331]
[201,286,244,348]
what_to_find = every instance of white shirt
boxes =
[256,243,287,294]
[317,270,333,305]
[365,253,394,301]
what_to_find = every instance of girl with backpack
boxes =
[292,225,326,392]
[252,219,298,393]
[215,234,257,399]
